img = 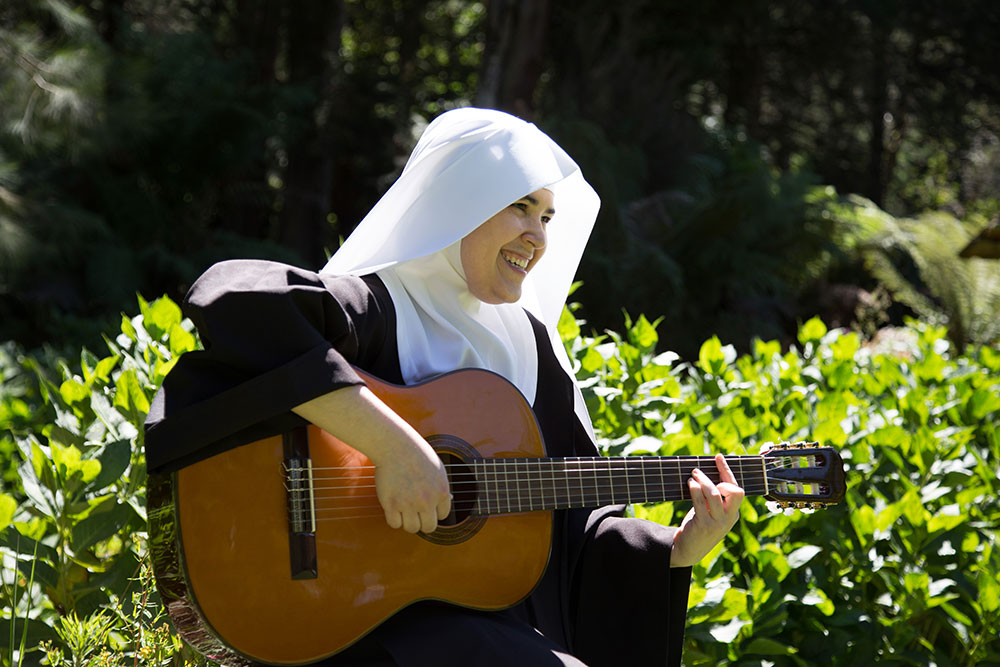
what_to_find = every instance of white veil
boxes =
[320,107,600,440]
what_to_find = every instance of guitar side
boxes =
[148,369,554,666]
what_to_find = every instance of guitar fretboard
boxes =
[467,455,766,516]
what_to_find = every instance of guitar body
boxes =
[148,369,553,666]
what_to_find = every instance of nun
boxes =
[145,107,743,666]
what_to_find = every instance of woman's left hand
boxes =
[669,454,745,568]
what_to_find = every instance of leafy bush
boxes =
[0,296,203,666]
[560,305,1000,665]
[4,295,1000,665]
[828,195,1000,353]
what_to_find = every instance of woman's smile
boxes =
[461,188,554,304]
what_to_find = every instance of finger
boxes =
[688,477,709,514]
[695,468,730,518]
[437,494,452,521]
[717,485,746,516]
[385,510,403,530]
[715,453,739,486]
[401,512,421,534]
[419,511,438,534]
[716,482,746,501]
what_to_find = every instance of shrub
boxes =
[0,296,204,666]
[3,296,999,665]
[560,306,1000,665]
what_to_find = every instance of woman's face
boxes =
[461,188,554,304]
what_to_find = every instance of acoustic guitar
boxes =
[148,367,845,666]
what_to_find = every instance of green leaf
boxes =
[698,336,727,376]
[87,439,132,491]
[800,588,835,615]
[0,494,16,531]
[629,314,659,351]
[59,378,89,407]
[830,332,860,362]
[745,638,798,655]
[93,354,121,383]
[113,368,151,420]
[969,388,1000,420]
[70,500,136,553]
[787,544,822,568]
[168,321,197,357]
[51,441,83,477]
[798,316,827,344]
[141,294,183,340]
[708,617,750,643]
[0,525,58,561]
[979,572,1000,612]
[580,346,604,374]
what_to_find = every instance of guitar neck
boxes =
[467,455,765,516]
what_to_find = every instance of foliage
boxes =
[563,129,837,359]
[0,296,198,666]
[829,195,1000,352]
[0,0,486,351]
[560,306,1000,665]
[4,293,1000,665]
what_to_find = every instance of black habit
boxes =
[145,259,692,667]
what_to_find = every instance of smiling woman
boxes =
[461,188,553,304]
[144,107,743,667]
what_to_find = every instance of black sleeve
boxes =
[143,259,400,474]
[523,312,692,666]
[570,507,692,667]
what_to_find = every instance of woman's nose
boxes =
[522,215,546,248]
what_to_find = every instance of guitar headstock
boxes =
[761,442,846,509]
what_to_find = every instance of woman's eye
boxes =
[513,202,528,211]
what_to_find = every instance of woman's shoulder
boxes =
[187,259,386,305]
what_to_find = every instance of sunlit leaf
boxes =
[798,317,827,344]
[0,494,16,531]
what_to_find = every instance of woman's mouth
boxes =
[502,252,529,270]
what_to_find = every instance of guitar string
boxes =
[281,457,822,521]
[286,454,805,473]
[283,456,808,487]
[296,482,781,523]
[284,459,815,497]
[285,478,783,521]
[286,479,816,521]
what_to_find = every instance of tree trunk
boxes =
[866,23,889,208]
[276,0,344,267]
[476,0,550,119]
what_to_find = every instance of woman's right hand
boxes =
[293,384,452,534]
[372,435,451,534]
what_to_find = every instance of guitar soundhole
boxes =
[421,435,487,546]
[439,451,476,526]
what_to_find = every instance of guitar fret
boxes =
[472,452,796,516]
[497,459,505,514]
[593,459,600,506]
[515,459,522,512]
[473,461,482,516]
[622,458,630,504]
[640,457,649,503]
[564,459,572,509]
[551,460,560,510]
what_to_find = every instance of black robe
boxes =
[145,259,691,667]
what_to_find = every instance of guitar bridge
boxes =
[284,427,318,580]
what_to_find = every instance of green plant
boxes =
[831,195,1000,352]
[0,296,198,666]
[560,307,1000,665]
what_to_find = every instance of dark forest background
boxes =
[2,0,999,358]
